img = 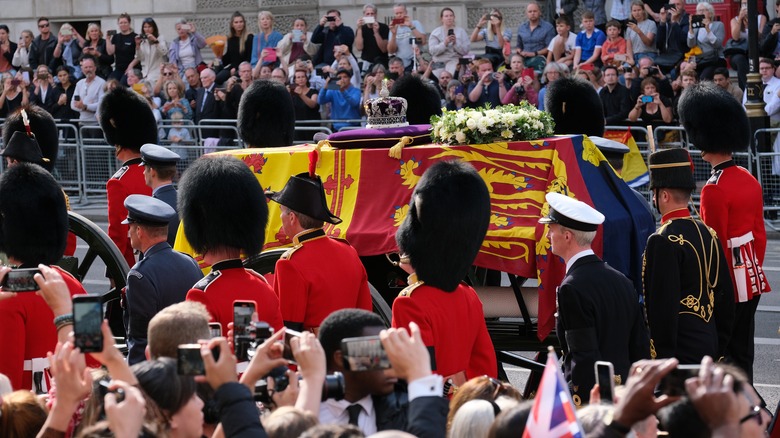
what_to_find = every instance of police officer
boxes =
[392,160,497,386]
[122,195,202,365]
[643,148,734,364]
[539,192,649,406]
[98,86,158,268]
[679,82,771,382]
[140,143,181,247]
[266,164,371,333]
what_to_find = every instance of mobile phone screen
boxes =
[341,335,391,371]
[2,268,41,292]
[595,362,614,404]
[233,301,255,360]
[73,295,104,353]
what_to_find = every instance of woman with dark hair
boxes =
[277,17,320,71]
[290,69,319,140]
[106,13,138,83]
[628,76,672,123]
[132,357,204,438]
[53,66,79,122]
[128,18,168,84]
[80,23,113,79]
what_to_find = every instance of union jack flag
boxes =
[523,349,584,438]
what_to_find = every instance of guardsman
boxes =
[392,160,497,386]
[266,153,371,333]
[182,156,283,336]
[0,163,87,391]
[678,82,771,382]
[643,148,734,364]
[540,192,649,406]
[237,80,296,148]
[98,86,158,268]
[140,143,181,246]
[122,195,202,365]
[545,76,605,137]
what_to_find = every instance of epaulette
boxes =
[129,270,144,280]
[112,165,129,180]
[193,269,221,291]
[281,244,303,260]
[706,169,723,185]
[397,280,424,297]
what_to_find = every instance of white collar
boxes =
[566,249,595,273]
[322,394,374,419]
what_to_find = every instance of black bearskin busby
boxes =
[2,105,59,172]
[178,156,268,256]
[545,77,605,137]
[0,163,68,265]
[98,86,158,152]
[390,75,442,125]
[396,160,490,292]
[237,80,295,148]
[678,82,750,154]
[648,148,696,190]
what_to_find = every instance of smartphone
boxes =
[208,322,222,338]
[392,18,405,25]
[21,71,30,83]
[447,29,454,36]
[98,379,125,403]
[641,95,654,103]
[181,24,191,31]
[458,57,471,65]
[691,14,704,29]
[657,364,701,396]
[74,95,81,101]
[326,16,336,22]
[2,268,41,292]
[594,361,615,404]
[233,301,256,361]
[431,62,446,70]
[106,30,116,37]
[363,16,376,24]
[177,344,221,375]
[10,78,20,87]
[454,85,464,95]
[73,295,103,353]
[292,29,303,43]
[327,80,340,90]
[341,335,390,371]
[664,3,676,9]
[386,71,399,81]
[628,18,638,25]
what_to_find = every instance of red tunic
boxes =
[273,228,372,331]
[186,259,284,337]
[700,162,771,301]
[107,157,151,267]
[392,280,497,380]
[0,266,86,390]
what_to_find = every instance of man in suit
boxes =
[122,195,203,365]
[266,161,371,333]
[318,309,447,437]
[539,192,650,406]
[643,148,734,364]
[140,144,180,246]
[194,68,220,139]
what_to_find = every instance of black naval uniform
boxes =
[557,252,651,406]
[643,208,735,363]
[153,184,179,247]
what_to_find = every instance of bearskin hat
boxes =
[545,77,605,137]
[648,148,696,190]
[2,105,59,172]
[678,82,750,154]
[178,156,267,256]
[98,86,158,152]
[390,74,442,125]
[396,160,490,292]
[0,163,68,265]
[237,80,295,148]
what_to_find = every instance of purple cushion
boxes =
[326,124,432,149]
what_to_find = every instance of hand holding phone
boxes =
[233,300,256,361]
[73,295,104,353]
[2,268,41,291]
[177,343,220,375]
[595,361,615,404]
[341,335,391,371]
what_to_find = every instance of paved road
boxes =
[73,212,779,415]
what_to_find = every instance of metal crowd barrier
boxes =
[753,128,780,223]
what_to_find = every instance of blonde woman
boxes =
[470,8,511,65]
[250,11,283,68]
[0,72,29,117]
[79,23,112,78]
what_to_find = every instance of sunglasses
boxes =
[39,23,50,28]
[163,72,174,76]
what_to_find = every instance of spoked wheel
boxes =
[243,249,393,328]
[59,211,130,338]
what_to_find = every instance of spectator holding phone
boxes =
[445,79,467,110]
[168,19,206,76]
[0,72,29,117]
[687,2,726,81]
[0,25,17,74]
[387,3,426,70]
[501,62,539,106]
[354,4,390,71]
[626,0,658,63]
[105,13,138,83]
[290,69,320,140]
[251,11,283,69]
[602,20,634,69]
[317,68,360,131]
[277,18,319,72]
[628,77,672,123]
[12,30,33,70]
[311,10,355,68]
[467,58,508,106]
[128,18,168,85]
[470,9,511,69]
[429,7,470,76]
[79,23,113,79]
[728,1,766,91]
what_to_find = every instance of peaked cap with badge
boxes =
[140,143,180,168]
[539,192,605,232]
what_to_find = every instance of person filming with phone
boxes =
[628,76,672,123]
[467,57,508,106]
[686,1,726,81]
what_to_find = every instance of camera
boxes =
[691,14,705,29]
[140,33,147,40]
[326,16,336,22]
[253,366,346,404]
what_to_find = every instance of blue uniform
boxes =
[153,184,179,247]
[124,242,203,364]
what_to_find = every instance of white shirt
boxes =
[566,249,595,273]
[744,75,780,121]
[320,395,377,435]
[71,75,106,122]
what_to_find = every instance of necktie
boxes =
[346,403,362,426]
[201,89,210,112]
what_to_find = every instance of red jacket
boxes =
[107,158,151,267]
[392,280,497,380]
[186,259,284,337]
[0,266,86,390]
[700,162,771,301]
[273,228,371,331]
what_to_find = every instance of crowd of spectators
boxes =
[2,0,779,136]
